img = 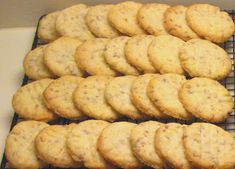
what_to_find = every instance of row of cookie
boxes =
[38,2,235,44]
[12,74,233,123]
[6,120,235,169]
[24,35,232,81]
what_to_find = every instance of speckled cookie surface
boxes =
[38,11,60,41]
[137,3,170,36]
[179,39,232,80]
[155,123,191,169]
[131,74,167,118]
[56,4,94,40]
[35,124,80,168]
[148,35,185,74]
[43,75,85,119]
[125,35,156,73]
[164,5,199,41]
[75,38,118,76]
[44,36,84,77]
[148,74,192,120]
[105,76,145,119]
[104,36,140,75]
[67,120,114,169]
[74,76,120,121]
[98,122,143,169]
[86,5,120,38]
[108,1,145,36]
[23,45,54,80]
[179,78,234,122]
[12,79,57,122]
[5,121,49,169]
[184,123,235,169]
[131,121,164,169]
[186,4,235,43]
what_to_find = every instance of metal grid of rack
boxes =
[1,10,235,169]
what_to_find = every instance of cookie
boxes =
[75,38,118,76]
[104,36,140,75]
[86,5,120,38]
[98,122,143,169]
[43,75,85,119]
[44,36,84,77]
[38,11,60,41]
[74,76,120,121]
[148,35,185,74]
[164,5,199,41]
[155,123,191,169]
[108,1,146,36]
[23,45,54,80]
[179,39,232,80]
[137,3,170,36]
[184,123,235,169]
[5,121,49,169]
[67,120,114,169]
[35,124,80,168]
[131,74,167,118]
[186,4,235,43]
[131,121,164,168]
[12,79,57,121]
[105,76,145,119]
[56,4,94,40]
[125,35,156,73]
[148,74,192,120]
[179,78,234,122]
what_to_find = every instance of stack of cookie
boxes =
[5,120,235,169]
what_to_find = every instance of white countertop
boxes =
[0,27,36,159]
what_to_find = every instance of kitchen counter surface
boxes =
[0,27,36,159]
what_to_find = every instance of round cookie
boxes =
[179,39,232,80]
[56,4,94,40]
[23,45,54,80]
[148,35,185,74]
[86,5,120,38]
[12,79,57,122]
[98,122,143,169]
[148,74,192,120]
[131,74,167,118]
[186,4,235,43]
[75,38,118,76]
[108,1,146,36]
[38,11,60,41]
[131,121,164,168]
[104,36,140,75]
[105,76,145,119]
[44,36,84,77]
[155,123,191,169]
[164,5,199,41]
[125,35,156,73]
[43,75,85,119]
[5,121,49,169]
[67,120,114,169]
[179,78,234,123]
[137,3,170,36]
[74,76,120,121]
[35,124,80,168]
[184,123,235,169]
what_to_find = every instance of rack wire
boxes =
[1,10,235,169]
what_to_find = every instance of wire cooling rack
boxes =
[1,10,235,169]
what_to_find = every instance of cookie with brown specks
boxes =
[179,78,234,122]
[186,4,235,43]
[98,122,143,169]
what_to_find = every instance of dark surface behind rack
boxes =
[1,10,235,169]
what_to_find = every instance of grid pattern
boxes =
[1,11,235,169]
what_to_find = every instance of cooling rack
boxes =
[1,10,235,169]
